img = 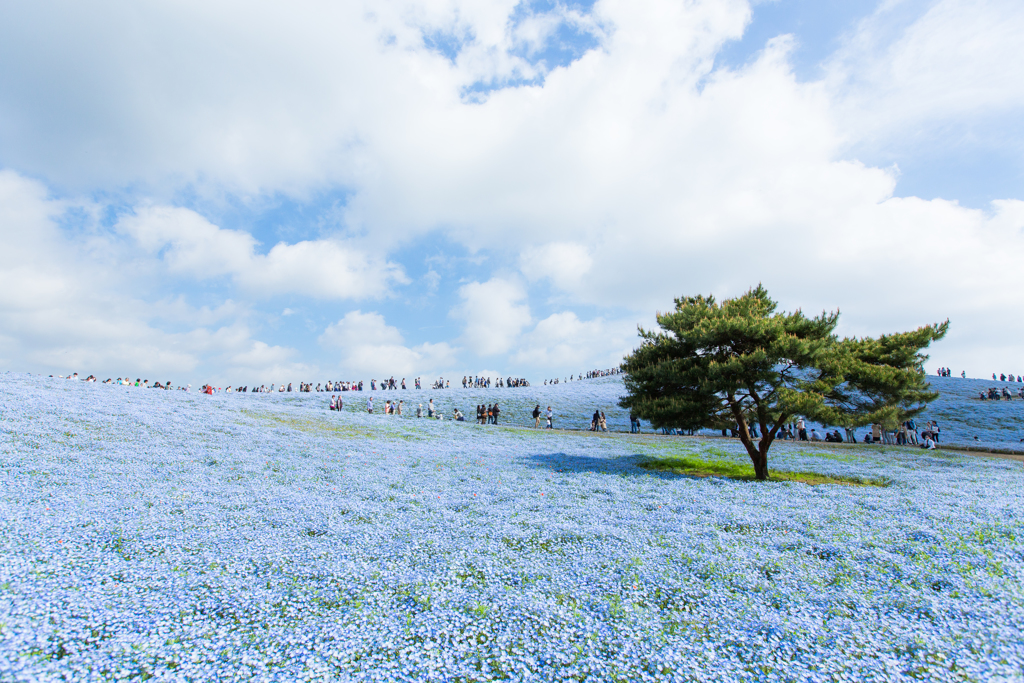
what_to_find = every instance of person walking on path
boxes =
[545,406,553,429]
[533,405,541,428]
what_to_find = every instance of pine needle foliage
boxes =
[618,285,947,480]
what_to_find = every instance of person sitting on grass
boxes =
[922,435,937,450]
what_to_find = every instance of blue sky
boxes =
[1,0,1022,385]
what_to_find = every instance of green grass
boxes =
[239,409,378,439]
[638,455,891,487]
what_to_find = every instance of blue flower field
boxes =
[1,373,1022,681]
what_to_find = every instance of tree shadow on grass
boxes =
[524,452,697,481]
[524,451,890,486]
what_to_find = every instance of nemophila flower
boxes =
[0,373,1022,680]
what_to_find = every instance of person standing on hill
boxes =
[545,406,553,429]
[428,399,435,418]
[532,405,541,428]
[492,403,500,425]
[366,396,374,413]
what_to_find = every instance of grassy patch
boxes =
[240,409,377,439]
[638,455,890,487]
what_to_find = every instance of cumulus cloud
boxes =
[520,242,593,294]
[826,0,1024,142]
[118,206,407,299]
[1,0,1023,376]
[0,171,305,383]
[319,310,456,377]
[452,278,531,356]
[219,340,315,385]
[511,312,638,371]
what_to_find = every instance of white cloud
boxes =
[319,310,457,377]
[118,206,407,299]
[520,242,593,293]
[118,206,256,276]
[219,340,316,385]
[452,278,531,355]
[512,312,638,371]
[320,310,404,348]
[1,0,1023,377]
[0,171,307,383]
[827,0,1024,142]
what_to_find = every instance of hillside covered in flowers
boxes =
[1,372,1022,681]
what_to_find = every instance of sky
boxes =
[0,0,1022,386]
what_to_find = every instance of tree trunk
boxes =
[752,447,769,480]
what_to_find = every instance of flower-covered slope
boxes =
[354,374,1024,448]
[0,373,1022,681]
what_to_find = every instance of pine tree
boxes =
[618,285,947,480]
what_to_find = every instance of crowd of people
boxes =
[58,373,543,394]
[45,369,985,450]
[331,394,511,424]
[50,374,187,390]
[935,367,1023,383]
[543,367,622,386]
[980,386,1024,400]
[52,373,199,391]
[461,376,529,388]
[706,416,944,450]
[583,368,622,379]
